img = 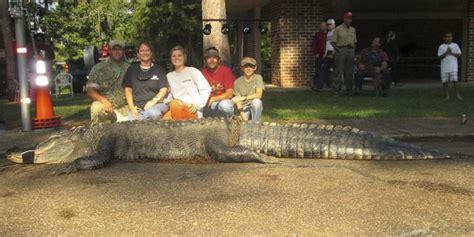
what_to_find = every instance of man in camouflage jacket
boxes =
[86,40,130,124]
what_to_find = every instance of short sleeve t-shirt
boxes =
[234,74,265,107]
[438,43,461,73]
[360,48,389,67]
[331,24,357,48]
[201,65,235,97]
[326,30,335,53]
[122,63,169,109]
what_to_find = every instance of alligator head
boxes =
[6,126,94,164]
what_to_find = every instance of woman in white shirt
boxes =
[165,46,211,119]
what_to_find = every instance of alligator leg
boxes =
[53,137,113,175]
[205,138,280,164]
[52,154,112,175]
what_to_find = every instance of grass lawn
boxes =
[263,86,473,122]
[0,94,90,129]
[0,86,472,128]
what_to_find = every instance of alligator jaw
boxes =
[6,147,35,164]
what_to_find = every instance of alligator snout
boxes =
[6,147,35,164]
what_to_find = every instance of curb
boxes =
[390,133,474,142]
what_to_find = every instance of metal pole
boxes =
[11,2,32,131]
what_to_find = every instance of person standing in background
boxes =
[310,21,328,91]
[331,12,357,96]
[385,30,401,86]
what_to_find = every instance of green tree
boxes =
[126,0,203,67]
[42,0,133,61]
[40,0,202,67]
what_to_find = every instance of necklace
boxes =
[140,63,153,72]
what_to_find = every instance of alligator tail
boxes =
[238,122,453,160]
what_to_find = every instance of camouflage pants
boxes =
[90,101,128,124]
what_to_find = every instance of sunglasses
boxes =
[242,64,256,68]
[137,76,151,81]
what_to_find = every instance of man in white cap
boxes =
[86,39,130,124]
[325,18,336,58]
[321,18,336,89]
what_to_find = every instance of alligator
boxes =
[6,118,453,175]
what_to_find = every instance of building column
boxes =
[242,7,263,75]
[466,0,474,81]
[270,0,328,87]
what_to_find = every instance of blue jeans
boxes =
[243,99,263,122]
[127,103,168,121]
[313,57,333,89]
[205,99,235,117]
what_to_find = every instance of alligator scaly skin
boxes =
[6,118,451,175]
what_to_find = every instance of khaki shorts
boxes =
[90,101,128,124]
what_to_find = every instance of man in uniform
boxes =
[86,39,129,124]
[331,12,357,95]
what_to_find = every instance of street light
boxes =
[221,23,231,34]
[242,24,251,34]
[258,23,268,34]
[8,0,23,18]
[202,23,212,35]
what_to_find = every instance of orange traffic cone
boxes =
[32,86,61,129]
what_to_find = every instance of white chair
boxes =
[54,73,74,98]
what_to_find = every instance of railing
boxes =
[398,57,440,80]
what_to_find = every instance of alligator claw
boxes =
[52,164,79,176]
[258,154,281,164]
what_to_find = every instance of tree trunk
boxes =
[0,0,18,101]
[202,0,231,66]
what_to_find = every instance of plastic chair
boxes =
[54,73,74,98]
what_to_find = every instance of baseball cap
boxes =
[327,19,335,25]
[343,12,353,18]
[240,57,257,67]
[109,39,125,48]
[204,47,220,58]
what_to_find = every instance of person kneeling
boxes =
[123,41,169,121]
[232,57,265,122]
[164,46,211,120]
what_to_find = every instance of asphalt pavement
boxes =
[0,81,473,235]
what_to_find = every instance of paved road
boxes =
[0,140,472,236]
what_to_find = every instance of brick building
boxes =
[226,0,472,87]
